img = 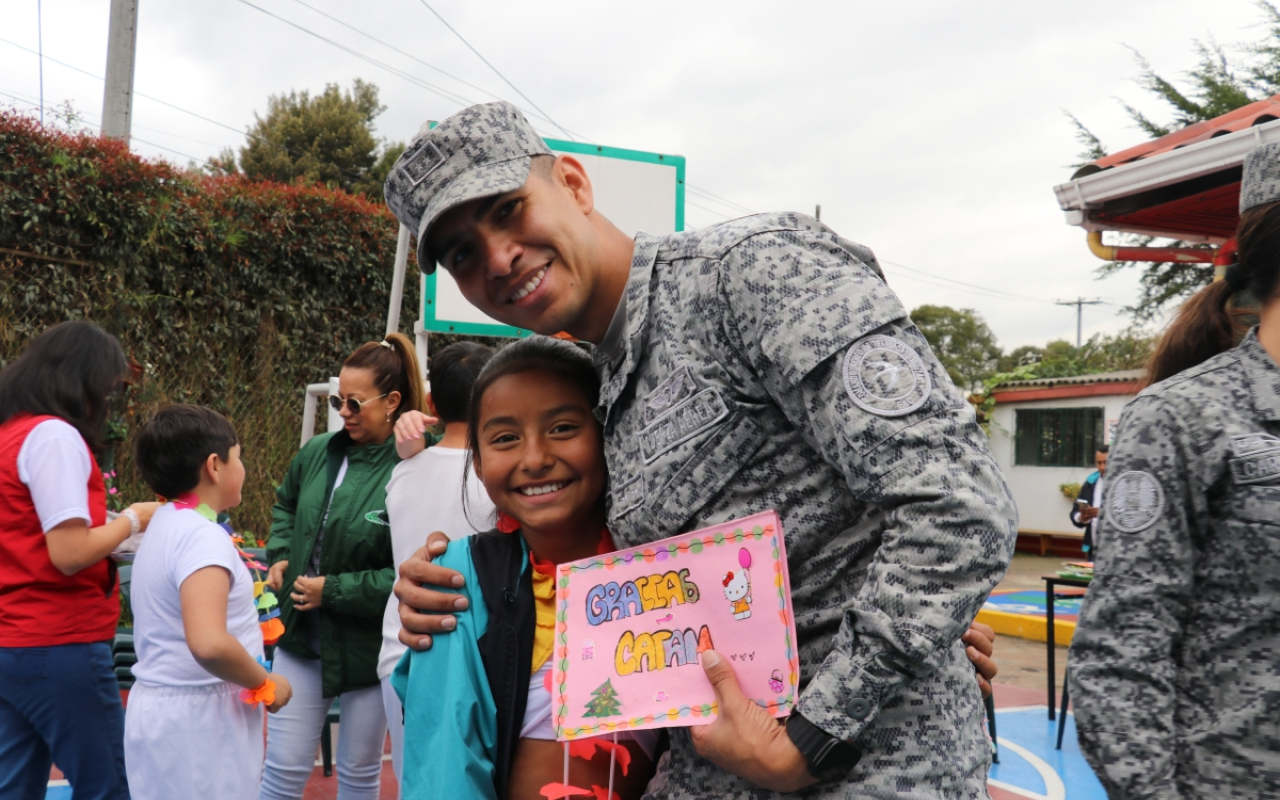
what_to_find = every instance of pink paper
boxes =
[554,511,799,740]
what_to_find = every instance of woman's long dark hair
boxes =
[461,336,601,531]
[0,321,128,454]
[1146,203,1280,384]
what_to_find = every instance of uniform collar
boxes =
[1237,327,1280,420]
[596,288,629,369]
[594,234,661,420]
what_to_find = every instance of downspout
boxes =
[1086,230,1217,264]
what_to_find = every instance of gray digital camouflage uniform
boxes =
[1069,328,1280,799]
[596,212,1018,799]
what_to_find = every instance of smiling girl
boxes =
[392,336,658,800]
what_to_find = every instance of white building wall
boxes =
[989,392,1135,533]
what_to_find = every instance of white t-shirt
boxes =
[377,446,494,679]
[17,419,92,532]
[130,503,264,686]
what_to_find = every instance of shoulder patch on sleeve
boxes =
[1105,470,1166,533]
[841,335,931,417]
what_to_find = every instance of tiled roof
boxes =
[1053,95,1280,240]
[994,369,1144,390]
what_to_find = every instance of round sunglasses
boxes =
[328,393,388,415]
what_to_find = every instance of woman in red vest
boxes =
[0,321,160,800]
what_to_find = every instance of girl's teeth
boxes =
[522,482,564,496]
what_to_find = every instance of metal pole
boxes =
[385,224,411,336]
[37,0,44,125]
[102,0,139,143]
[1055,297,1104,348]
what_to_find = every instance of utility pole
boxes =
[814,204,821,221]
[102,0,139,143]
[1056,297,1104,348]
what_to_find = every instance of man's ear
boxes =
[424,391,439,417]
[555,155,594,216]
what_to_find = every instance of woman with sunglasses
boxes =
[261,333,425,800]
[0,320,161,799]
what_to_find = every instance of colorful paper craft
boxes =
[553,511,798,740]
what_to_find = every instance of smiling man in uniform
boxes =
[383,102,1016,798]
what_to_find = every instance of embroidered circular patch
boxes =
[842,336,932,417]
[1106,470,1165,533]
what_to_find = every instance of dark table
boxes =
[1043,574,1090,720]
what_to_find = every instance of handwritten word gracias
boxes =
[585,569,700,626]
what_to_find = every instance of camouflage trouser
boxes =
[642,641,990,800]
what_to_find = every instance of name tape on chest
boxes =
[639,388,729,463]
[1105,470,1165,533]
[1230,448,1280,485]
[841,335,931,417]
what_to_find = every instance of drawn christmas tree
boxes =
[582,678,622,718]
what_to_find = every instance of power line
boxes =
[415,0,573,141]
[878,258,1061,305]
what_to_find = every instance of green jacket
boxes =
[267,430,399,697]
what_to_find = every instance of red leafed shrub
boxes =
[0,110,419,536]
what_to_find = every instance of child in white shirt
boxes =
[381,342,495,788]
[125,404,292,798]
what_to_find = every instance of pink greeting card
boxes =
[553,511,799,740]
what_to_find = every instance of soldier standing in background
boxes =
[1069,141,1280,799]
[384,102,1016,798]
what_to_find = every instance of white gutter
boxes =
[1053,118,1280,217]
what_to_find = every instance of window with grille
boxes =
[1014,407,1104,467]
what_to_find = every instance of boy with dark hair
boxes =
[379,342,497,786]
[126,404,292,798]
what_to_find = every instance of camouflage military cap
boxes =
[1239,141,1280,213]
[383,101,552,273]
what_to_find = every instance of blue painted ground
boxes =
[985,589,1084,621]
[46,706,1106,799]
[988,707,1107,800]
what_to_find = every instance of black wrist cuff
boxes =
[786,712,862,784]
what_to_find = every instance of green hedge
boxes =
[0,111,419,538]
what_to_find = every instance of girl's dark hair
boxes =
[462,336,601,529]
[1146,203,1280,385]
[0,321,128,455]
[134,404,239,499]
[429,342,494,424]
[343,332,425,422]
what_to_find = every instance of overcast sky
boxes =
[0,0,1267,349]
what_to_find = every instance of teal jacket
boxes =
[267,430,399,697]
[392,533,533,800]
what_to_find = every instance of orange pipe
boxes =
[1086,231,1216,264]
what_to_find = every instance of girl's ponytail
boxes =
[1146,198,1280,386]
[343,332,425,421]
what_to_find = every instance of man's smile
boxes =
[507,263,550,304]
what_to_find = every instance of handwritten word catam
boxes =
[615,626,715,676]
[585,569,700,626]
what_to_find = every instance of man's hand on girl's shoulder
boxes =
[396,531,467,650]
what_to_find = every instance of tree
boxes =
[910,305,1001,394]
[234,79,403,199]
[997,329,1156,379]
[582,679,622,718]
[1067,1,1280,321]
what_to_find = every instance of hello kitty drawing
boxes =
[722,548,753,620]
